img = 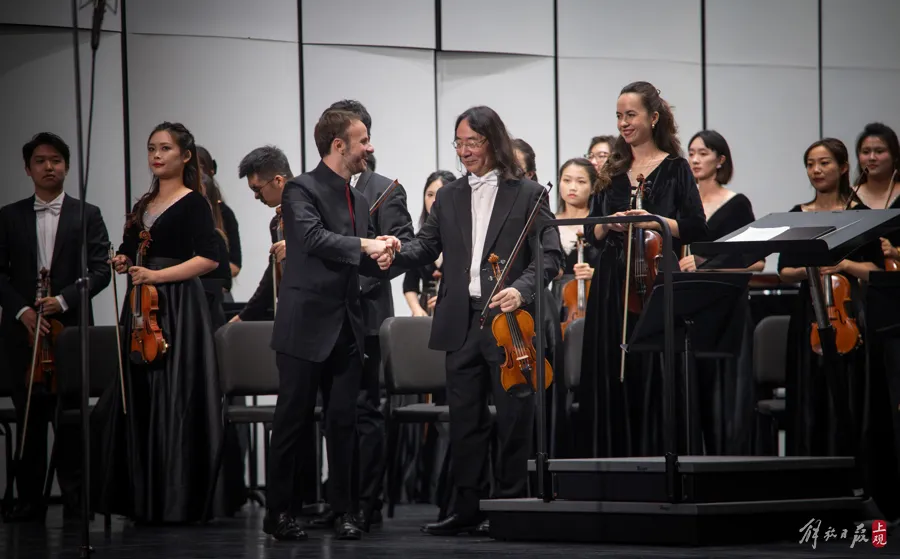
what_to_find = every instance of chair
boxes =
[752,315,790,455]
[0,346,16,515]
[206,321,322,516]
[46,326,120,528]
[380,317,450,518]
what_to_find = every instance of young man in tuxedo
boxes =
[303,100,414,530]
[388,106,562,535]
[263,109,399,541]
[0,132,111,521]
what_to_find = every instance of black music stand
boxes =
[691,208,900,455]
[625,272,752,454]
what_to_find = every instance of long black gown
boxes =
[692,193,757,455]
[574,156,708,458]
[91,190,225,523]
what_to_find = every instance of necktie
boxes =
[34,198,62,216]
[345,184,356,233]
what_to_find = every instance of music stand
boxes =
[691,208,900,455]
[625,272,752,454]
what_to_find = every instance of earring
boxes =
[716,164,722,169]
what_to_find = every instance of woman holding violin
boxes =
[575,81,707,459]
[92,122,224,524]
[777,138,882,458]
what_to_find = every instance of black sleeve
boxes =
[190,192,220,261]
[239,259,274,321]
[118,206,140,264]
[730,194,756,232]
[221,202,242,268]
[672,158,709,244]
[60,204,112,308]
[0,206,29,315]
[403,267,422,294]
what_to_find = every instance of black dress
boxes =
[575,156,708,458]
[91,190,225,523]
[692,193,757,455]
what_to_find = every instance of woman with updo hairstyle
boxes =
[92,121,226,524]
[575,81,708,459]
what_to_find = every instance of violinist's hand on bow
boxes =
[490,287,523,313]
[36,296,62,316]
[623,209,659,230]
[109,254,132,274]
[270,240,286,263]
[606,211,630,233]
[129,266,161,285]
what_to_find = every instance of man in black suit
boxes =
[306,99,414,529]
[0,132,111,521]
[387,106,562,535]
[263,109,399,541]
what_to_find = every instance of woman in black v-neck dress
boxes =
[574,82,708,458]
[92,122,224,524]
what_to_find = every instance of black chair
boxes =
[207,321,322,516]
[0,343,16,515]
[380,317,451,518]
[753,315,790,455]
[47,326,119,528]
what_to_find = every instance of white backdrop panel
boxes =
[706,67,820,232]
[822,68,900,175]
[303,44,436,316]
[0,0,121,31]
[302,0,434,49]
[128,0,297,42]
[128,34,302,303]
[441,0,553,56]
[822,0,900,71]
[0,28,126,327]
[557,58,702,172]
[706,0,818,67]
[558,0,700,62]
[437,53,556,203]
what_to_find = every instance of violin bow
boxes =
[108,243,127,414]
[478,187,549,328]
[620,175,645,382]
[368,179,399,215]
[845,168,868,210]
[19,269,50,457]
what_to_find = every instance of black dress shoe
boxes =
[306,509,336,529]
[263,511,308,541]
[334,512,362,540]
[3,502,47,523]
[421,513,484,536]
[359,507,383,531]
[474,519,490,536]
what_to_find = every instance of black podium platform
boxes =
[481,211,900,545]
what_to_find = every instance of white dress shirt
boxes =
[17,192,68,320]
[468,170,499,298]
[350,172,362,188]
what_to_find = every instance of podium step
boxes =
[528,455,856,503]
[481,496,863,545]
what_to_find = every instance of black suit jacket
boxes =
[393,175,562,352]
[355,170,415,335]
[238,213,279,322]
[0,194,111,344]
[270,162,385,362]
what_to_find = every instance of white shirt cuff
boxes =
[56,295,68,312]
[15,306,29,320]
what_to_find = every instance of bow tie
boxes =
[34,198,62,216]
[468,171,498,191]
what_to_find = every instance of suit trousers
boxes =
[268,319,362,515]
[446,303,535,519]
[354,334,384,512]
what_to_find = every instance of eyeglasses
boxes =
[586,152,610,161]
[452,138,488,150]
[250,177,276,194]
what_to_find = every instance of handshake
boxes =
[362,235,402,270]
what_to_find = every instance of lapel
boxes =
[352,187,367,237]
[453,184,473,263]
[23,197,39,275]
[480,178,520,264]
[51,195,77,270]
[355,170,373,197]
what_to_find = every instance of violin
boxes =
[129,230,167,364]
[809,272,862,355]
[488,254,553,394]
[561,231,590,337]
[886,257,900,272]
[18,268,64,456]
[622,174,663,313]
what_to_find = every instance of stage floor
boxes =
[2,503,896,558]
